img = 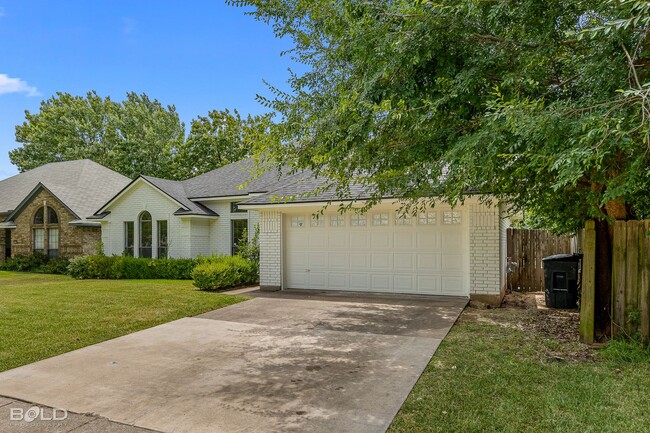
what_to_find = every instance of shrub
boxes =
[0,253,68,274]
[67,255,199,280]
[191,255,258,291]
[237,225,260,264]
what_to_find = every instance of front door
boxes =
[231,219,248,255]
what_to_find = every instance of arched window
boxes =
[139,211,152,258]
[33,206,59,258]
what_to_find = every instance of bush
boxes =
[191,255,258,291]
[237,225,260,264]
[0,253,69,274]
[67,255,199,280]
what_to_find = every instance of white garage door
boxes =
[284,208,469,296]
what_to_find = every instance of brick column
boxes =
[469,203,501,297]
[259,210,282,291]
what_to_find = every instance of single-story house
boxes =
[0,160,130,261]
[93,158,509,303]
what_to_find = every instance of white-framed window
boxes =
[395,213,412,225]
[372,213,389,226]
[330,215,345,227]
[310,215,325,227]
[350,214,367,226]
[33,228,45,254]
[443,211,462,225]
[418,211,436,225]
[290,215,305,227]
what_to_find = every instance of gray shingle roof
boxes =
[183,158,289,199]
[140,176,217,216]
[0,160,131,223]
[240,171,377,206]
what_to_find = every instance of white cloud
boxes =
[0,74,40,97]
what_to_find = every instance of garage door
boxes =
[284,208,469,296]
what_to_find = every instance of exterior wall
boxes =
[190,218,211,257]
[9,189,100,258]
[469,202,501,296]
[0,215,6,261]
[258,210,282,290]
[204,202,260,256]
[100,181,191,258]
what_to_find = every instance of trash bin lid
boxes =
[542,253,583,262]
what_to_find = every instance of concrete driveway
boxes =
[0,290,466,433]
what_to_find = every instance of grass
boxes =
[389,304,650,433]
[0,271,247,372]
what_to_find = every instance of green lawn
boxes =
[389,304,650,433]
[0,271,247,372]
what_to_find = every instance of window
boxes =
[230,202,246,213]
[33,228,45,254]
[33,206,59,257]
[350,214,366,226]
[290,216,305,227]
[48,228,59,258]
[372,213,389,226]
[310,215,325,227]
[124,222,134,256]
[330,215,345,227]
[443,211,462,225]
[157,221,168,259]
[33,207,44,224]
[232,219,248,255]
[418,211,437,225]
[395,213,412,225]
[139,211,152,258]
[4,229,11,259]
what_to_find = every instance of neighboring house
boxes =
[90,159,294,259]
[94,158,509,303]
[0,160,130,261]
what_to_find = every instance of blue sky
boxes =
[0,1,301,180]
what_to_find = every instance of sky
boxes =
[0,1,302,180]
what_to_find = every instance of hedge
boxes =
[191,256,258,291]
[67,255,199,280]
[0,253,70,275]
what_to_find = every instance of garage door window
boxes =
[418,211,437,225]
[350,214,366,226]
[330,215,345,227]
[310,216,325,227]
[291,216,305,227]
[443,211,462,225]
[372,213,389,226]
[395,213,412,225]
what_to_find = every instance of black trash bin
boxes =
[542,253,582,309]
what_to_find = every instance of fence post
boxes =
[580,220,596,344]
[612,221,627,338]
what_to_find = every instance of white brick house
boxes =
[93,158,509,303]
[91,159,280,259]
[239,175,510,304]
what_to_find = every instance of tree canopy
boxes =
[10,91,185,179]
[174,109,273,178]
[233,0,650,233]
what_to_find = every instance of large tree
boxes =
[174,109,273,178]
[232,0,649,233]
[10,91,185,179]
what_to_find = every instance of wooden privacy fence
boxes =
[580,220,650,343]
[506,228,573,292]
[612,220,650,339]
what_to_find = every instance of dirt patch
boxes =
[465,292,595,362]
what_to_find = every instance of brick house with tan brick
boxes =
[0,160,130,261]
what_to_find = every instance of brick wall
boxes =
[469,203,501,295]
[0,215,5,261]
[9,189,100,258]
[259,210,282,290]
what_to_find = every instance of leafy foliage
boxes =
[174,109,273,178]
[67,255,198,280]
[191,255,259,290]
[232,0,650,232]
[235,225,260,264]
[0,253,69,274]
[9,91,186,179]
